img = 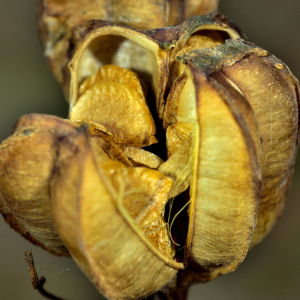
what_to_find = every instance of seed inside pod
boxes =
[71,78,157,146]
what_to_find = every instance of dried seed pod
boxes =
[0,114,82,255]
[66,12,265,286]
[186,39,300,247]
[151,40,299,297]
[50,125,184,300]
[182,64,261,282]
[66,13,240,201]
[67,13,240,119]
[1,8,299,300]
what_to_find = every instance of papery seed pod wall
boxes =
[0,1,300,300]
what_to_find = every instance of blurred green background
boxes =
[0,1,299,299]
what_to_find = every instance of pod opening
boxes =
[77,34,159,98]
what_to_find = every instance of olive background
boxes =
[0,1,300,299]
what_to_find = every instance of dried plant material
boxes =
[176,28,225,55]
[50,128,183,300]
[163,66,197,158]
[163,72,188,128]
[38,0,220,95]
[159,135,194,198]
[161,67,197,196]
[170,31,225,79]
[39,0,219,31]
[181,67,261,283]
[166,123,194,157]
[90,134,133,167]
[79,65,145,98]
[61,14,268,293]
[107,0,219,29]
[223,54,299,247]
[122,147,164,168]
[24,250,65,299]
[42,13,240,117]
[70,82,157,146]
[99,161,175,257]
[2,7,299,300]
[183,0,219,19]
[68,120,134,167]
[0,114,83,256]
[25,250,39,290]
[68,24,167,118]
[70,119,113,136]
[186,39,299,247]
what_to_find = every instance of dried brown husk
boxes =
[186,39,300,247]
[50,125,184,300]
[0,112,184,298]
[0,114,83,255]
[155,41,299,294]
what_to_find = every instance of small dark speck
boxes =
[22,130,32,136]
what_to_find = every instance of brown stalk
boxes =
[24,250,67,300]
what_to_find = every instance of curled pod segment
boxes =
[157,40,299,295]
[0,114,81,255]
[50,125,184,300]
[184,64,261,282]
[186,39,300,247]
[160,60,261,288]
